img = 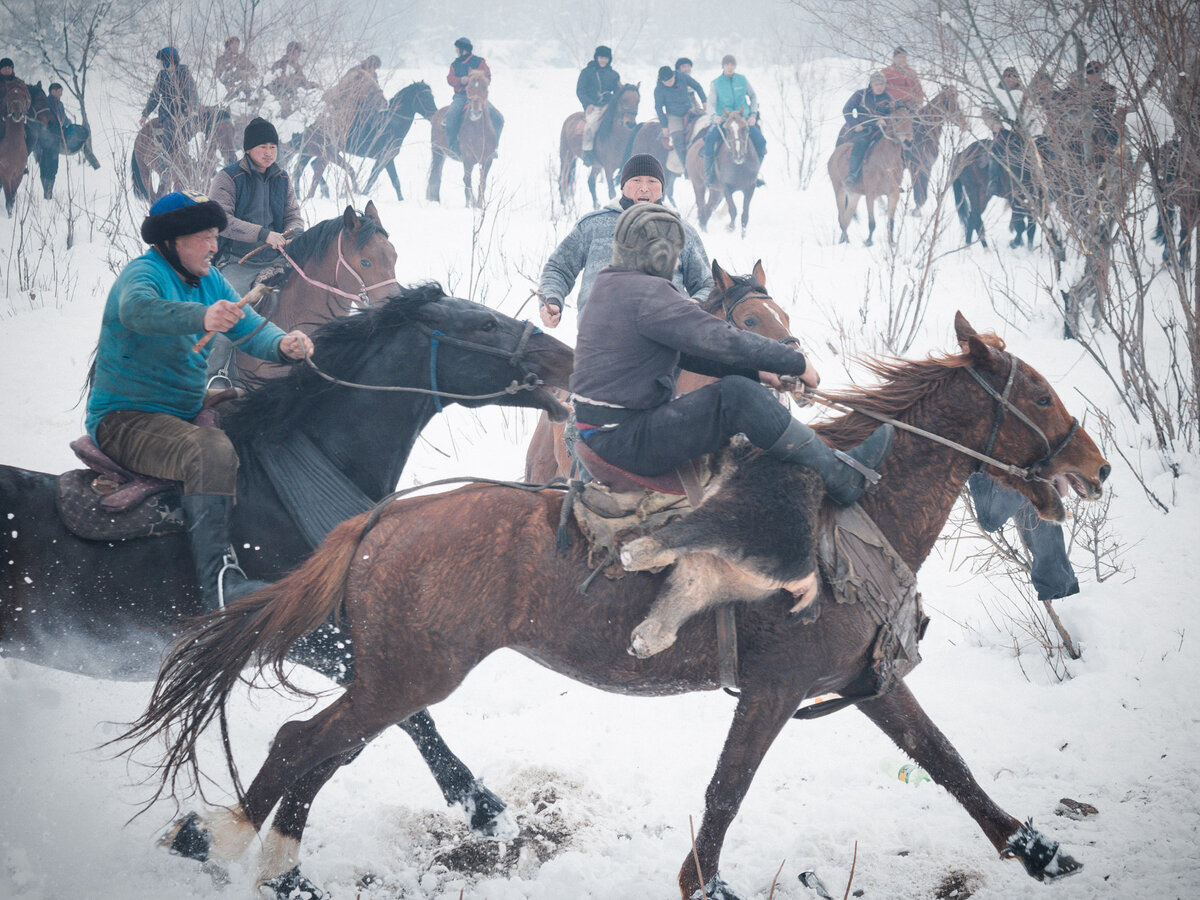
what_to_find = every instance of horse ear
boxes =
[363,200,382,224]
[711,260,735,291]
[751,259,766,289]
[343,206,359,231]
[953,311,976,345]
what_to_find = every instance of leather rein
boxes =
[718,282,801,349]
[278,230,398,308]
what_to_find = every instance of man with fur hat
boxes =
[570,203,893,505]
[703,54,766,186]
[85,190,313,610]
[445,37,503,158]
[539,153,712,328]
[576,45,621,166]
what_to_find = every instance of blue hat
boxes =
[454,37,472,52]
[156,46,179,67]
[141,190,227,244]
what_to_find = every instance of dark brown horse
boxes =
[428,70,500,207]
[559,82,641,210]
[905,87,967,212]
[686,111,762,236]
[828,106,914,246]
[131,107,238,203]
[951,134,1046,249]
[625,119,678,201]
[1150,133,1200,266]
[0,78,30,215]
[123,313,1109,900]
[524,259,801,483]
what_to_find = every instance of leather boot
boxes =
[765,419,894,507]
[181,493,269,611]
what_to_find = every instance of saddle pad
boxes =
[56,469,185,541]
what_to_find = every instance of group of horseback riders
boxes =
[0,57,81,199]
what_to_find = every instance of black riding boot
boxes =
[671,130,688,173]
[181,493,268,612]
[766,420,895,507]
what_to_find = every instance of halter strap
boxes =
[276,229,399,308]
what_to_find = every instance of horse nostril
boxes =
[1099,464,1111,483]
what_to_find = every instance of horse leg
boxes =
[864,193,878,247]
[723,186,737,232]
[740,187,754,239]
[386,159,403,202]
[587,167,599,211]
[887,188,900,245]
[856,681,1081,881]
[478,159,491,208]
[678,688,803,900]
[835,186,852,243]
[463,161,474,207]
[427,148,445,203]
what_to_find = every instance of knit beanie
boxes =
[243,116,279,150]
[619,153,665,187]
[611,203,684,279]
[0,58,13,70]
[141,190,227,245]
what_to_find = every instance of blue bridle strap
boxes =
[430,330,444,413]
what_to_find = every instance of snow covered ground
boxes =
[2,56,1199,900]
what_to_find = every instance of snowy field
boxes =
[2,55,1199,900]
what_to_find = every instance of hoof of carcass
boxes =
[629,618,676,659]
[620,536,674,572]
[261,865,325,899]
[1004,818,1083,881]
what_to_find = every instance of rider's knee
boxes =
[185,427,239,495]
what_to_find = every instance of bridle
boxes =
[278,230,398,308]
[716,280,801,349]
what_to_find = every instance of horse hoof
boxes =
[261,865,325,900]
[864,238,874,247]
[690,874,746,900]
[161,812,210,861]
[1004,818,1083,881]
[462,779,517,840]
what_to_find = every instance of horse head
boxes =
[617,83,640,129]
[466,70,490,109]
[3,80,30,120]
[393,80,438,121]
[705,259,799,351]
[883,105,915,148]
[721,111,750,165]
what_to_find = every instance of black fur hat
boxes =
[140,190,227,245]
[595,45,613,61]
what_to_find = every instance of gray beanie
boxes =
[612,203,685,280]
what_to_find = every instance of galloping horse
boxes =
[291,81,438,202]
[428,70,500,207]
[686,111,762,236]
[828,105,914,245]
[123,313,1109,900]
[131,107,238,203]
[2,288,574,889]
[0,78,31,215]
[558,82,641,209]
[219,204,399,384]
[904,87,967,212]
[524,259,801,483]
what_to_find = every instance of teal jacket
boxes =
[709,73,758,118]
[86,248,287,436]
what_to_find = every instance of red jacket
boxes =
[447,55,491,94]
[882,64,924,106]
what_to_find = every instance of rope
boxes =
[299,353,542,401]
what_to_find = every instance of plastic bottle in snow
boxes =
[881,757,932,786]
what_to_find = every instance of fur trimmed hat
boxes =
[612,203,685,279]
[595,45,613,61]
[620,153,665,187]
[243,116,279,150]
[140,190,227,245]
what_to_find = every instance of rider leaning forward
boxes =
[85,191,313,611]
[569,202,894,507]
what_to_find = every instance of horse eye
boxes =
[359,258,372,268]
[1035,396,1052,407]
[742,316,758,327]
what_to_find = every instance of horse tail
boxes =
[130,148,148,201]
[114,513,368,810]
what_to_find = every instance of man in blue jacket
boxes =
[576,45,621,166]
[86,190,313,610]
[704,54,766,186]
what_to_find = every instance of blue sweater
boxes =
[86,249,286,436]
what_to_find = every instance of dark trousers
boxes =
[95,410,239,496]
[704,121,767,161]
[968,472,1079,601]
[445,92,505,151]
[583,376,791,477]
[846,130,880,182]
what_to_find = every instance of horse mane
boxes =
[282,211,389,269]
[222,283,447,443]
[814,332,1007,449]
[699,273,761,315]
[390,80,427,106]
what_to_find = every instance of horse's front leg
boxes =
[740,187,755,238]
[864,193,878,246]
[678,686,802,900]
[385,159,404,202]
[856,681,1081,881]
[462,160,474,206]
[587,167,600,210]
[723,186,737,232]
[887,187,900,244]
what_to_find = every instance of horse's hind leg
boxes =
[864,194,878,246]
[856,681,1081,881]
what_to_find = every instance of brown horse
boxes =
[905,87,967,212]
[626,119,679,201]
[222,204,398,384]
[524,259,801,483]
[828,106,915,246]
[131,107,238,203]
[428,71,500,207]
[0,79,30,215]
[123,313,1108,900]
[686,111,762,236]
[559,83,641,210]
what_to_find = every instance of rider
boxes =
[674,57,707,107]
[325,55,388,150]
[881,47,924,108]
[988,67,1043,196]
[842,71,894,189]
[0,58,26,140]
[445,36,503,158]
[208,116,304,296]
[214,36,259,100]
[267,41,318,117]
[655,65,695,174]
[576,45,621,166]
[85,190,314,611]
[703,55,766,186]
[570,202,893,507]
[539,153,712,328]
[140,47,199,158]
[38,82,72,199]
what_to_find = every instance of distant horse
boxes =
[428,70,501,207]
[559,82,641,209]
[131,107,238,203]
[524,259,801,483]
[26,81,90,200]
[950,134,1044,249]
[0,78,30,215]
[122,313,1108,900]
[686,111,762,236]
[828,106,914,245]
[1150,134,1200,266]
[292,81,438,202]
[905,87,967,212]
[220,204,399,384]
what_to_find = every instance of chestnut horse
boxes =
[559,82,641,210]
[123,313,1108,900]
[828,106,914,246]
[686,111,762,236]
[428,70,500,207]
[524,259,801,483]
[0,78,30,215]
[131,107,238,203]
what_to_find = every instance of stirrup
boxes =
[216,550,248,609]
[832,449,882,486]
